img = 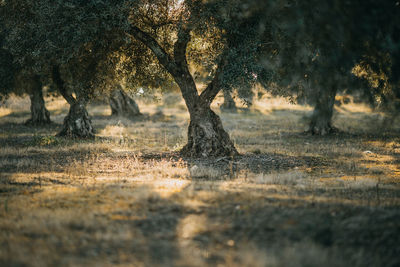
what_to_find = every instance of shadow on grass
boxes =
[137,151,331,180]
[195,189,400,266]
[0,110,31,119]
[8,177,397,266]
[0,156,399,266]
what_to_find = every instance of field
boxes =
[0,92,399,267]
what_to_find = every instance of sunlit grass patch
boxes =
[253,171,308,186]
[0,107,12,118]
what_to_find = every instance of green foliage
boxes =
[4,0,128,68]
[0,10,17,102]
[2,0,177,103]
[0,46,15,102]
[238,0,400,110]
[2,0,399,116]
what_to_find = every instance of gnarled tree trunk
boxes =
[25,76,51,125]
[309,86,337,135]
[181,105,237,157]
[57,100,94,138]
[172,61,237,158]
[52,65,94,138]
[109,87,141,118]
[220,89,237,112]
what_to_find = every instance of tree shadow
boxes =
[0,110,30,119]
[189,190,400,266]
[0,121,61,133]
[1,147,399,266]
[136,151,331,180]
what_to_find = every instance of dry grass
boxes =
[0,93,399,267]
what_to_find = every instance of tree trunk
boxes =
[309,87,337,135]
[181,104,238,158]
[57,100,94,138]
[25,76,51,125]
[220,89,237,112]
[109,88,141,118]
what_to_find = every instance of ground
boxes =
[0,92,399,267]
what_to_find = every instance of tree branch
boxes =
[199,56,227,106]
[52,65,76,105]
[174,23,191,66]
[128,25,178,76]
[128,24,200,113]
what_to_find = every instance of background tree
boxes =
[250,1,358,135]
[109,85,141,118]
[351,1,400,119]
[17,71,51,125]
[3,0,175,136]
[1,18,51,125]
[0,36,16,104]
[0,53,51,125]
[250,0,400,134]
[220,88,237,112]
[3,0,127,137]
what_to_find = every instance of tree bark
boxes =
[57,99,94,138]
[109,87,141,118]
[181,105,238,157]
[25,76,51,125]
[309,86,338,135]
[52,65,75,105]
[220,89,237,112]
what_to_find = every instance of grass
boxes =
[0,92,399,267]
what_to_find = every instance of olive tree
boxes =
[109,85,141,118]
[0,38,16,104]
[351,1,400,116]
[252,0,400,134]
[3,0,178,137]
[1,3,51,125]
[0,35,51,125]
[2,0,122,136]
[128,0,263,157]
